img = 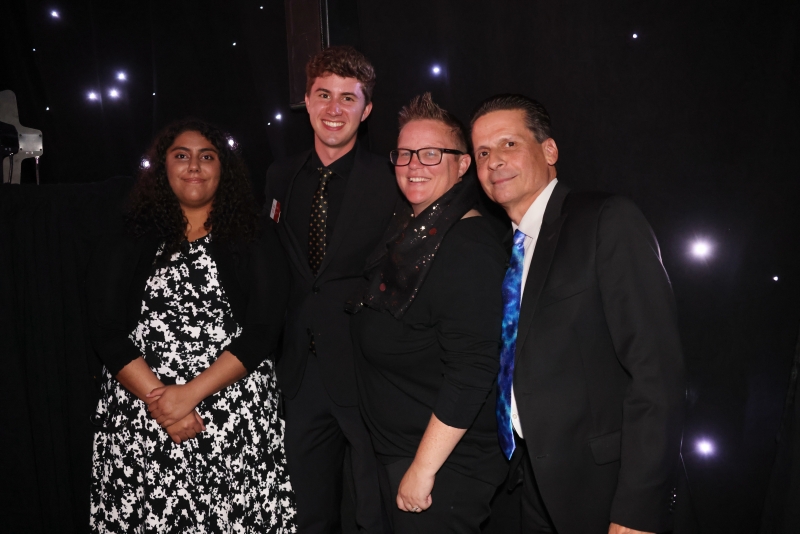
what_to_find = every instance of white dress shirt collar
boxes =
[512,178,559,237]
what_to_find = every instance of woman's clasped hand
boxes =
[146,384,206,443]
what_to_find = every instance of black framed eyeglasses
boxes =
[389,147,464,166]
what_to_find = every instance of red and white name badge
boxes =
[270,199,281,223]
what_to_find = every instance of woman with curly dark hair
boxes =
[87,118,297,533]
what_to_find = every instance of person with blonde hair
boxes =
[350,93,507,533]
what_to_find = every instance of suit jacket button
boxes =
[312,285,320,294]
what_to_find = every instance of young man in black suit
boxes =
[264,46,398,533]
[471,94,685,534]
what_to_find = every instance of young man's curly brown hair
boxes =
[125,118,259,256]
[305,45,376,102]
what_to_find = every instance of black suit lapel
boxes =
[515,182,570,361]
[276,151,315,284]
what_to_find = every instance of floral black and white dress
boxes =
[90,235,297,533]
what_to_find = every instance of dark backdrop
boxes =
[2,0,799,533]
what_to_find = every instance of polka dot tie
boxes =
[308,167,333,275]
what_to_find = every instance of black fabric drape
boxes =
[0,177,133,533]
[760,325,800,534]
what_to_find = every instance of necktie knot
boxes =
[510,230,527,266]
[317,167,333,182]
[513,229,526,247]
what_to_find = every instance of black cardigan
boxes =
[87,218,289,376]
[352,217,508,485]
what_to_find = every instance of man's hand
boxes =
[608,523,653,534]
[147,384,201,428]
[165,410,206,444]
[396,462,435,513]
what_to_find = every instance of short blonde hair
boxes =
[398,93,468,152]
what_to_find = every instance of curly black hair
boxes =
[126,118,259,255]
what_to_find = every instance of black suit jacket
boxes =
[514,182,685,534]
[264,143,399,406]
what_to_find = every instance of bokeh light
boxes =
[691,240,712,259]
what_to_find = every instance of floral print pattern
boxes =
[90,235,297,533]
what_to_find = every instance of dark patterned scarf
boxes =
[349,174,480,319]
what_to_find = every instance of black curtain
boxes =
[0,178,132,532]
[2,0,800,532]
[760,329,800,533]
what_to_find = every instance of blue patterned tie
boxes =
[498,229,526,460]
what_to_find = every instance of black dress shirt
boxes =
[286,146,356,261]
[352,217,508,485]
